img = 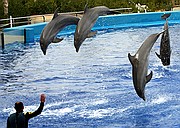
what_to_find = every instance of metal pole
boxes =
[10,15,13,28]
[24,29,26,44]
[42,15,46,22]
[1,32,5,49]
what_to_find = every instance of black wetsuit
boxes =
[7,102,44,128]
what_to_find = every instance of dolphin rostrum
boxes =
[128,32,163,101]
[74,5,118,52]
[40,8,80,55]
[155,13,171,66]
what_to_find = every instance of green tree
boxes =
[27,0,57,15]
[0,0,173,19]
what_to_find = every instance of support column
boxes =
[1,32,5,49]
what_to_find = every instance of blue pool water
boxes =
[0,24,180,128]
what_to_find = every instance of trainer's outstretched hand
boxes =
[40,94,46,103]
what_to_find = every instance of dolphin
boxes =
[40,8,80,55]
[128,32,163,101]
[155,13,171,66]
[74,5,118,52]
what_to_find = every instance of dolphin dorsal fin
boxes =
[146,71,153,84]
[52,8,59,20]
[84,3,89,14]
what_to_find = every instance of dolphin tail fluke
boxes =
[155,52,161,59]
[52,37,63,43]
[161,13,171,20]
[146,71,153,84]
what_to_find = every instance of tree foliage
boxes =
[0,0,173,19]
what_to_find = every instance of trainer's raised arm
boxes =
[40,94,46,103]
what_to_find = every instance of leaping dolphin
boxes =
[40,8,80,55]
[128,32,163,101]
[74,5,118,52]
[155,13,171,66]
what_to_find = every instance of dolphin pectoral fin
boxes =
[108,11,120,15]
[71,17,80,25]
[128,53,139,68]
[146,71,153,83]
[52,37,63,43]
[87,31,97,38]
[128,53,134,65]
[52,8,59,20]
[155,52,161,59]
[128,53,133,64]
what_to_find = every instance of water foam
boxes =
[42,107,73,116]
[78,108,115,119]
[151,95,170,105]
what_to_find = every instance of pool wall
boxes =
[2,11,180,44]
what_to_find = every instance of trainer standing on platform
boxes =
[7,94,46,128]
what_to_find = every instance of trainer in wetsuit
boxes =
[7,94,46,128]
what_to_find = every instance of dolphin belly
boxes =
[156,15,171,66]
[160,30,171,66]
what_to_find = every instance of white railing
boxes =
[0,15,47,29]
[0,8,132,30]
